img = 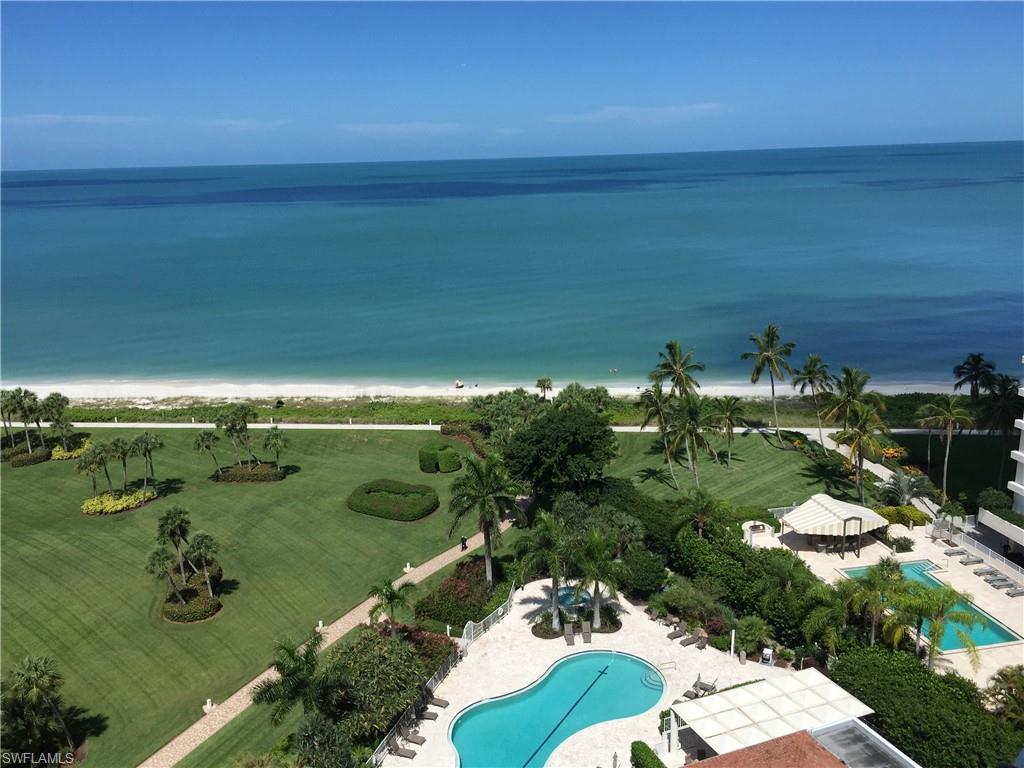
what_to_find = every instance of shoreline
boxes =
[0,377,953,403]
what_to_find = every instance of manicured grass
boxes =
[0,429,478,767]
[891,433,1013,502]
[608,431,861,509]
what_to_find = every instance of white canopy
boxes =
[671,668,873,755]
[780,494,887,537]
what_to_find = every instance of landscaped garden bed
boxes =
[414,556,513,629]
[347,478,440,521]
[418,439,462,473]
[81,488,157,515]
[162,561,224,623]
[212,463,286,482]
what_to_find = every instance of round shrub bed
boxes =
[81,488,157,515]
[347,479,439,521]
[163,592,223,623]
[10,448,52,467]
[212,463,286,483]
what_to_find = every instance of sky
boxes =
[2,2,1022,170]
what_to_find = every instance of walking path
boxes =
[137,522,512,768]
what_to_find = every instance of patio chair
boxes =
[682,689,699,700]
[581,620,592,644]
[400,726,426,746]
[960,556,983,566]
[1006,588,1024,598]
[696,675,718,694]
[990,579,1014,589]
[943,547,967,556]
[984,572,1010,583]
[417,707,439,721]
[564,624,575,646]
[423,685,449,708]
[696,636,708,650]
[389,737,416,760]
[667,627,687,640]
[679,634,698,647]
[974,567,999,576]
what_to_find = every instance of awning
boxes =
[779,494,887,537]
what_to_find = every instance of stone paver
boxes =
[137,523,511,768]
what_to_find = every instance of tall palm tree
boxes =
[107,437,133,492]
[535,377,553,401]
[193,430,222,476]
[709,395,745,468]
[574,527,618,630]
[845,556,905,646]
[262,426,289,466]
[49,415,73,452]
[916,395,974,501]
[367,580,414,637]
[515,511,570,632]
[448,456,520,584]
[924,584,983,670]
[252,632,345,725]
[823,367,884,430]
[980,374,1023,486]
[834,402,889,503]
[879,469,932,506]
[740,324,794,440]
[650,340,704,397]
[638,380,679,489]
[792,354,832,445]
[801,581,855,657]
[75,446,101,494]
[14,388,38,453]
[186,531,219,598]
[953,352,995,401]
[133,432,163,491]
[666,393,715,487]
[157,506,193,582]
[682,489,727,539]
[882,580,935,657]
[88,441,115,494]
[146,547,186,605]
[0,388,16,445]
[40,392,69,427]
[4,655,74,751]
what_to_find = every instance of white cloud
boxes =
[200,118,291,131]
[338,121,462,137]
[3,113,151,127]
[546,103,724,125]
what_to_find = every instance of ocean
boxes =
[2,141,1021,392]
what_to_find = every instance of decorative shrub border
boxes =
[418,440,462,473]
[347,479,439,521]
[81,489,157,515]
[10,449,52,468]
[212,463,286,483]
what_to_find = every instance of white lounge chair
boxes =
[974,567,999,576]
[960,556,983,566]
[944,547,967,556]
[1006,588,1024,598]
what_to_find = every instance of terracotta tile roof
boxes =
[689,731,847,768]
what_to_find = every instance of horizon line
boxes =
[2,137,1021,175]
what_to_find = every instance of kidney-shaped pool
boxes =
[450,651,664,767]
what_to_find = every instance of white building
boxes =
[1010,386,1024,514]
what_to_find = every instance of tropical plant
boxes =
[801,581,853,656]
[953,352,996,401]
[1,655,74,752]
[14,388,40,453]
[882,580,935,658]
[367,580,414,636]
[146,547,186,604]
[924,584,983,670]
[186,531,220,598]
[736,615,773,654]
[665,393,714,488]
[823,367,883,430]
[638,380,678,489]
[157,506,193,581]
[106,437,134,492]
[916,395,974,500]
[792,354,832,445]
[573,527,619,629]
[193,429,222,476]
[740,324,794,439]
[515,510,571,631]
[216,403,260,466]
[680,489,728,539]
[709,395,745,468]
[448,456,520,584]
[834,401,889,503]
[75,444,106,494]
[984,665,1024,729]
[294,713,355,768]
[845,557,905,646]
[251,632,345,725]
[262,426,289,466]
[40,392,69,426]
[0,388,16,445]
[132,432,163,494]
[980,373,1023,486]
[650,340,704,397]
[535,377,553,401]
[879,470,932,506]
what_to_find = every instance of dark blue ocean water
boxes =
[2,142,1021,387]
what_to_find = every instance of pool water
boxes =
[842,560,1022,650]
[450,651,664,767]
[557,586,591,607]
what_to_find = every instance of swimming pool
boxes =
[450,651,664,767]
[842,560,1022,650]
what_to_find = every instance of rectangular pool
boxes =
[842,559,1022,651]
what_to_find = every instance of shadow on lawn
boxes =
[126,477,185,497]
[217,578,240,596]
[67,704,109,750]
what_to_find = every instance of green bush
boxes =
[1,443,29,462]
[876,505,930,527]
[163,592,223,623]
[213,463,286,482]
[414,558,503,626]
[10,448,52,467]
[436,446,462,473]
[80,488,156,515]
[709,634,730,652]
[346,479,439,521]
[620,549,667,598]
[51,438,92,461]
[630,741,667,768]
[977,487,1014,513]
[439,422,489,457]
[418,441,441,472]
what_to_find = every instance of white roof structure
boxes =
[780,494,887,537]
[671,668,873,755]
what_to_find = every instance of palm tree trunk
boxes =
[915,615,925,656]
[121,458,128,491]
[22,423,33,453]
[942,423,953,501]
[101,462,114,494]
[727,434,733,469]
[148,454,156,483]
[769,371,781,440]
[926,427,932,472]
[61,432,69,451]
[90,474,97,494]
[483,525,494,585]
[166,573,186,604]
[592,586,603,630]
[176,545,187,582]
[692,439,701,490]
[662,429,679,490]
[209,450,221,475]
[858,450,865,504]
[550,575,561,632]
[47,697,74,751]
[275,448,280,466]
[812,385,824,446]
[0,410,10,444]
[34,418,45,446]
[870,613,877,646]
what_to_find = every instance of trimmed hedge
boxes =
[876,505,930,527]
[620,549,667,598]
[212,463,286,483]
[630,741,667,768]
[10,448,52,467]
[347,479,439,521]
[436,446,462,473]
[418,440,463,473]
[81,488,157,515]
[418,442,440,472]
[163,592,222,623]
[1,443,29,462]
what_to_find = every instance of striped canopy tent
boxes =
[779,494,887,559]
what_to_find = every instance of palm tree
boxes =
[879,469,932,506]
[146,547,186,605]
[980,374,1023,486]
[834,402,889,503]
[823,367,883,430]
[536,377,553,401]
[924,584,983,670]
[882,580,935,657]
[916,395,974,501]
[89,441,116,494]
[515,510,570,632]
[75,445,105,494]
[4,655,74,751]
[682,489,727,539]
[845,556,905,646]
[448,456,520,585]
[740,324,794,440]
[638,380,679,489]
[667,393,715,488]
[133,432,163,491]
[157,506,193,582]
[736,615,773,655]
[709,396,745,468]
[0,388,16,445]
[792,354,832,445]
[984,665,1024,729]
[14,388,38,453]
[252,632,344,725]
[801,581,855,657]
[574,527,618,630]
[367,580,414,636]
[194,430,222,476]
[49,415,74,452]
[107,437,133,492]
[186,531,219,598]
[40,392,69,426]
[650,340,704,396]
[953,352,995,401]
[262,426,289,466]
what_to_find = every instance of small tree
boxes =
[186,531,220,598]
[49,415,73,452]
[574,527,619,630]
[157,506,193,582]
[792,354,832,445]
[1,655,75,753]
[535,377,553,401]
[107,437,134,492]
[252,632,345,724]
[448,456,520,584]
[515,510,571,631]
[740,324,795,440]
[193,430,222,476]
[917,395,974,501]
[262,426,289,466]
[367,580,414,637]
[709,395,746,468]
[147,548,186,604]
[736,615,773,654]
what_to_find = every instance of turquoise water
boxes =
[2,142,1021,385]
[843,560,1022,650]
[557,586,591,607]
[450,651,663,767]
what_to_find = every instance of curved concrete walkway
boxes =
[137,523,511,768]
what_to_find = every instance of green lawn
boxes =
[891,433,1013,502]
[0,429,479,767]
[608,431,860,509]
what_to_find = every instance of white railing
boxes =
[460,581,516,649]
[951,531,1024,583]
[768,505,796,520]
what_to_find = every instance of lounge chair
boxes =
[984,573,1009,583]
[581,620,592,644]
[960,556,983,566]
[667,627,686,640]
[696,675,718,694]
[682,689,699,700]
[944,547,967,556]
[400,726,425,746]
[990,579,1014,589]
[1006,588,1024,597]
[564,624,575,646]
[423,685,449,708]
[418,708,438,721]
[974,567,999,576]
[389,737,416,760]
[680,634,698,647]
[696,636,708,650]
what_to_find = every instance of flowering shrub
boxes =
[900,464,924,476]
[52,438,92,461]
[383,623,458,674]
[414,557,498,626]
[876,505,930,527]
[881,446,908,461]
[81,488,156,515]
